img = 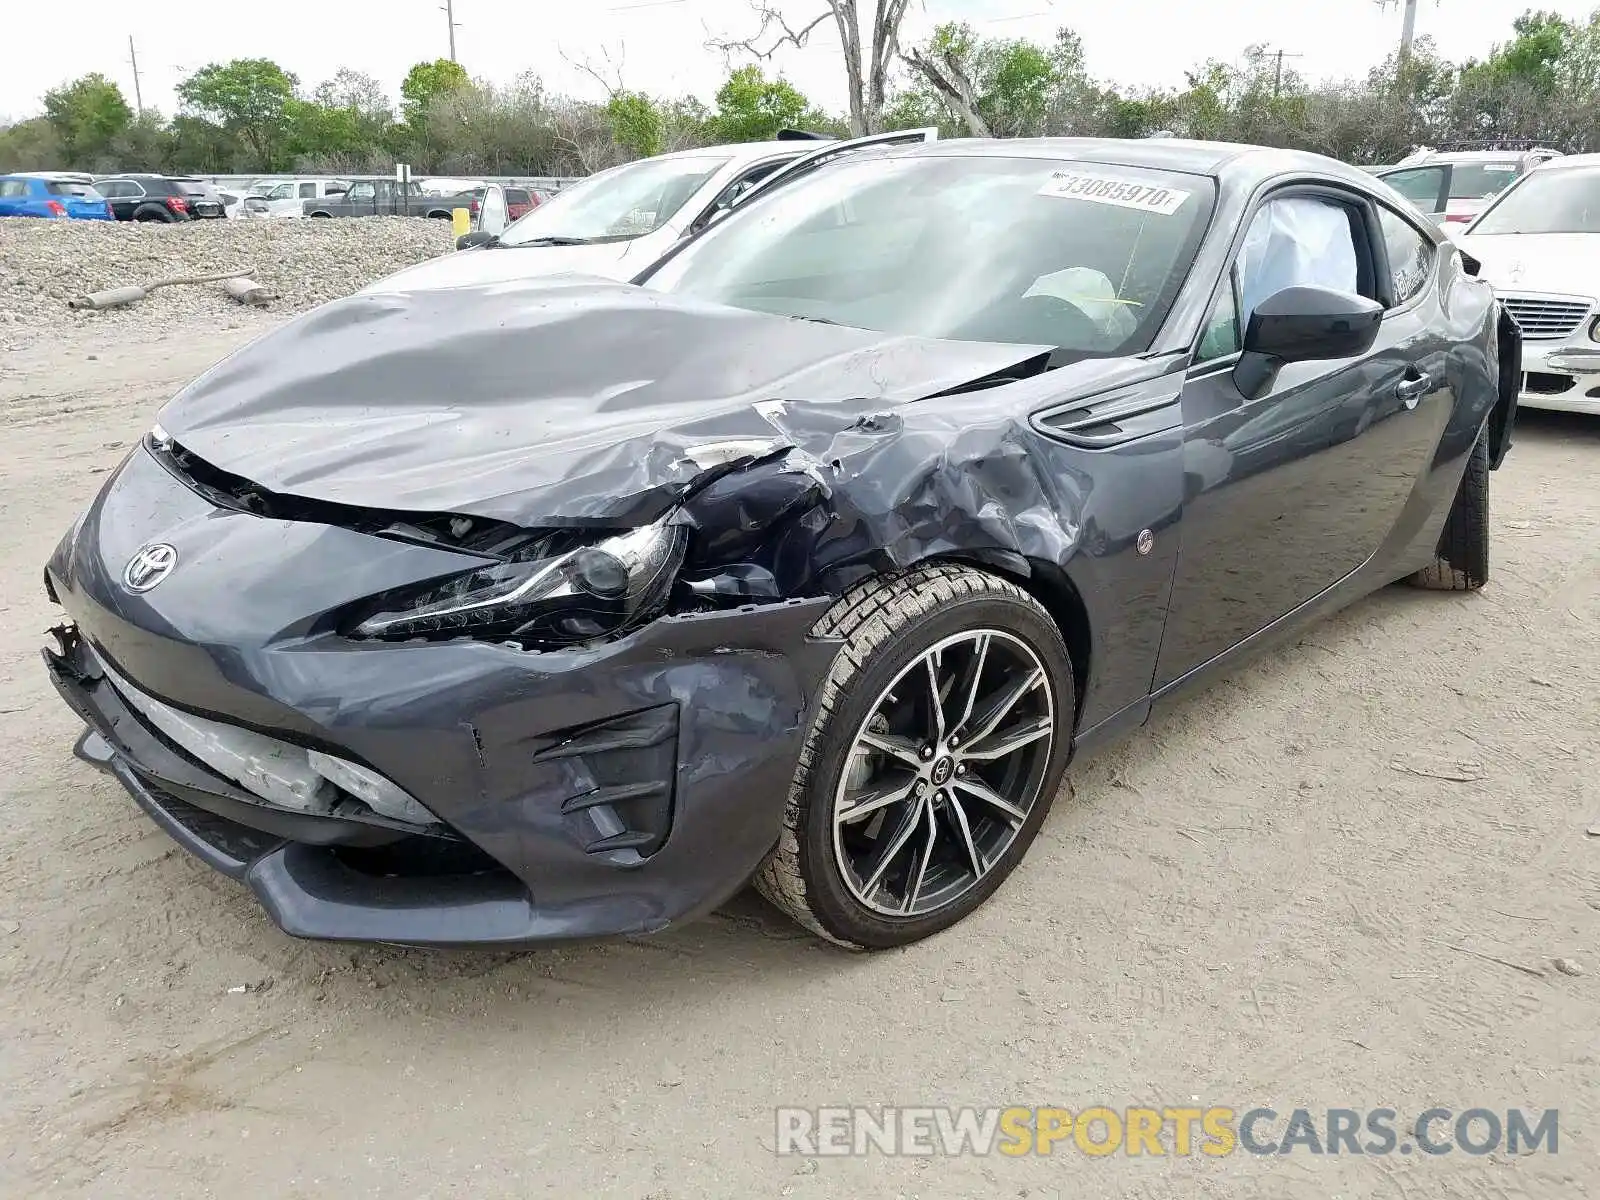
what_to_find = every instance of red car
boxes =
[467,186,544,222]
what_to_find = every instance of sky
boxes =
[3,0,1596,123]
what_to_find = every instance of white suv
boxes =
[1378,146,1563,231]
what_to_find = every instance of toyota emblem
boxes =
[123,543,178,592]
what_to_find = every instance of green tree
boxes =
[107,112,176,173]
[176,58,299,169]
[706,66,825,143]
[0,117,63,172]
[165,115,239,174]
[605,90,663,158]
[400,59,471,125]
[285,70,394,169]
[42,73,133,168]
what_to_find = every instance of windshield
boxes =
[1471,167,1600,234]
[1449,162,1520,200]
[645,156,1216,356]
[497,155,728,245]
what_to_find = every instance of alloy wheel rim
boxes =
[831,629,1056,918]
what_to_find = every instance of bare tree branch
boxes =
[706,3,833,62]
[707,0,915,134]
[902,46,991,136]
[558,42,628,99]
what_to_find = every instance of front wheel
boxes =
[755,565,1074,949]
[1408,430,1489,590]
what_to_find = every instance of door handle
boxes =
[1395,372,1432,408]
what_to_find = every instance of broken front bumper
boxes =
[45,544,840,947]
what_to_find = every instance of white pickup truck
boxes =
[246,178,351,219]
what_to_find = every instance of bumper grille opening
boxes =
[333,837,510,879]
[1525,371,1577,395]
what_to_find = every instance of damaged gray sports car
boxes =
[43,138,1519,950]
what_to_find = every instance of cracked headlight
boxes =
[348,522,688,645]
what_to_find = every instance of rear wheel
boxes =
[133,206,174,223]
[755,565,1074,949]
[1408,431,1489,591]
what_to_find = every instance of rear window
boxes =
[1449,162,1521,199]
[176,181,209,195]
[507,189,531,204]
[46,182,101,197]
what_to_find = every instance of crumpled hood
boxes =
[360,242,649,292]
[156,276,1051,526]
[1455,232,1600,301]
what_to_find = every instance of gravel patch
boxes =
[0,217,454,352]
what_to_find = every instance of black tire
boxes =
[133,206,174,223]
[754,564,1075,949]
[1408,430,1489,591]
[309,211,332,218]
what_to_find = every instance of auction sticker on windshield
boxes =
[1038,171,1192,216]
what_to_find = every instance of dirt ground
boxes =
[1,322,1595,1199]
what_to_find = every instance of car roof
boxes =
[1530,153,1600,170]
[647,139,830,166]
[872,136,1381,189]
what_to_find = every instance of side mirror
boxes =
[1233,285,1383,400]
[455,230,496,251]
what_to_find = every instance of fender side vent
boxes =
[1035,391,1181,448]
[534,705,679,862]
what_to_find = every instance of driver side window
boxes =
[1193,195,1366,367]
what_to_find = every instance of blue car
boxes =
[0,174,114,220]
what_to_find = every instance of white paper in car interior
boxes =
[1236,197,1359,321]
[1036,171,1192,216]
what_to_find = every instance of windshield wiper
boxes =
[503,235,595,247]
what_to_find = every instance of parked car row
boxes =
[0,171,259,222]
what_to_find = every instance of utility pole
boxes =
[128,36,144,118]
[1400,0,1419,61]
[1268,47,1303,99]
[1378,0,1422,64]
[442,0,459,61]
